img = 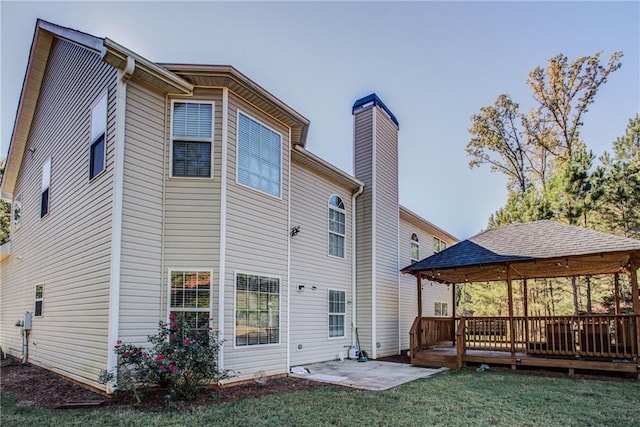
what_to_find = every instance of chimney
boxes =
[352,93,400,359]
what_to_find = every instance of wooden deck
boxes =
[413,342,639,375]
[410,316,640,378]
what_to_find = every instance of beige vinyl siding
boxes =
[118,82,166,343]
[0,39,116,389]
[222,93,290,381]
[399,219,453,349]
[372,107,400,357]
[289,162,353,366]
[163,89,223,331]
[353,108,374,355]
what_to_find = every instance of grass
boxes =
[2,369,640,426]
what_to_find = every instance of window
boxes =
[410,233,419,264]
[169,270,212,331]
[89,92,107,179]
[237,112,281,197]
[34,283,44,316]
[328,290,346,338]
[433,237,446,253]
[235,273,279,346]
[40,158,51,218]
[328,195,346,258]
[435,301,448,317]
[11,194,21,232]
[171,101,213,178]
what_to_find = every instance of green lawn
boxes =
[2,369,639,426]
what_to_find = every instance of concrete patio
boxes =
[290,359,447,391]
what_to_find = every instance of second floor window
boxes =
[89,92,107,179]
[40,158,51,218]
[434,236,446,253]
[171,101,213,178]
[328,195,345,258]
[237,112,282,197]
[410,233,419,263]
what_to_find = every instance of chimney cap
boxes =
[352,93,399,128]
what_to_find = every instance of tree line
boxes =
[459,51,639,317]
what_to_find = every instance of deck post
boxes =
[452,282,456,343]
[522,279,529,347]
[417,274,423,350]
[506,263,515,356]
[614,273,620,316]
[629,259,639,360]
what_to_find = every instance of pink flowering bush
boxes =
[99,314,233,404]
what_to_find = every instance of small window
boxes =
[41,158,51,218]
[12,194,21,232]
[169,270,212,331]
[235,273,280,346]
[171,102,214,178]
[328,290,346,338]
[34,283,44,316]
[237,112,281,197]
[328,195,346,258]
[89,93,107,179]
[410,233,419,264]
[435,301,448,317]
[433,237,446,253]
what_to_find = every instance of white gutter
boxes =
[351,183,364,347]
[106,57,134,393]
[217,88,229,373]
[286,127,292,373]
[371,109,377,359]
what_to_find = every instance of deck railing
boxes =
[454,314,638,358]
[410,316,455,359]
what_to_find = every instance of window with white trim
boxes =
[89,92,107,179]
[171,101,213,178]
[40,158,51,218]
[237,112,281,197]
[328,195,345,258]
[11,193,21,232]
[433,236,446,253]
[435,301,448,317]
[328,290,346,338]
[34,283,44,317]
[410,233,419,264]
[235,273,279,346]
[169,270,212,331]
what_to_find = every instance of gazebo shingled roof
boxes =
[402,220,640,284]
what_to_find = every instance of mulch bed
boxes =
[0,359,337,412]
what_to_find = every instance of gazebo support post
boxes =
[630,261,639,365]
[416,274,423,351]
[522,279,529,348]
[614,273,620,316]
[451,282,456,344]
[506,263,516,361]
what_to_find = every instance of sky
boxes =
[1,1,638,240]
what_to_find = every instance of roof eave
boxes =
[292,145,363,192]
[399,205,459,243]
[160,64,310,147]
[102,39,193,95]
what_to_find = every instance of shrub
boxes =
[99,314,233,404]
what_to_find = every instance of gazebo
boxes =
[401,220,640,377]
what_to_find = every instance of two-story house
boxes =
[0,20,457,391]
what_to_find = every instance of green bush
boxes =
[99,314,233,404]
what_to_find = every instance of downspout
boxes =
[286,128,292,373]
[217,88,229,374]
[351,183,364,348]
[106,56,134,393]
